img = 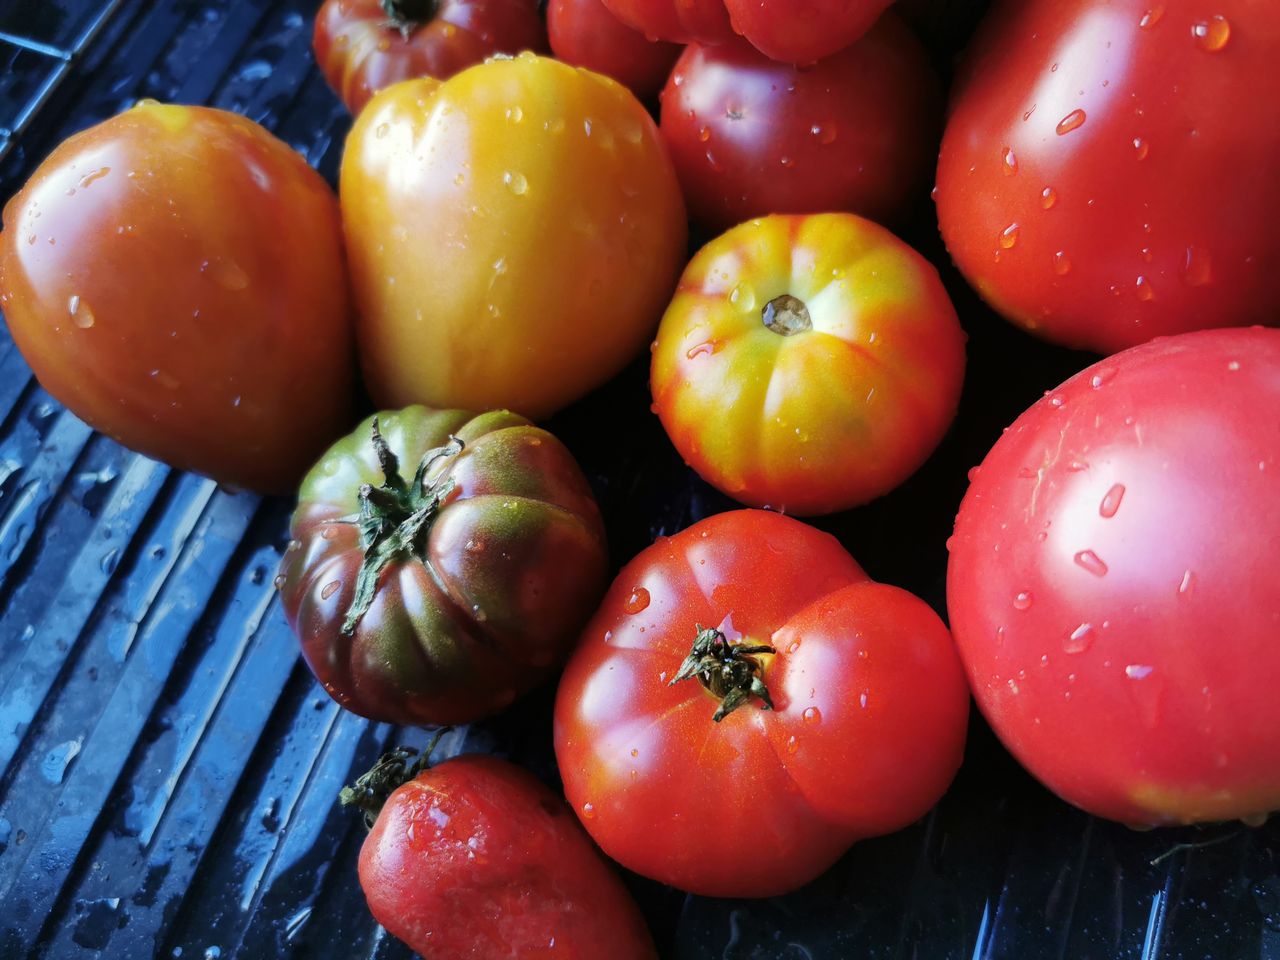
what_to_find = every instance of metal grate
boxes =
[0,2,1278,958]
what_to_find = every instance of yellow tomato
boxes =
[651,213,966,515]
[341,53,687,419]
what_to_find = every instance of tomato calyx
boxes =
[339,727,452,829]
[341,418,466,635]
[669,625,775,722]
[761,294,812,337]
[380,0,436,39]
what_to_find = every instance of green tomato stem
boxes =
[669,626,775,722]
[338,727,452,829]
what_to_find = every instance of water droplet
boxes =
[685,341,718,360]
[1001,147,1018,175]
[1135,275,1155,300]
[802,706,822,725]
[505,105,523,123]
[624,587,650,614]
[374,122,390,139]
[149,369,180,390]
[1125,663,1154,679]
[1074,550,1109,577]
[1067,460,1090,472]
[583,118,593,136]
[1139,6,1164,28]
[1178,569,1195,596]
[273,573,287,589]
[501,170,530,197]
[79,166,110,188]
[1000,223,1020,249]
[1064,623,1094,654]
[728,283,756,310]
[581,801,595,819]
[68,295,96,328]
[1192,15,1230,51]
[320,580,340,600]
[204,258,249,291]
[1099,483,1126,517]
[698,125,711,142]
[1053,250,1072,275]
[1140,246,1153,262]
[100,548,120,575]
[1013,591,1034,611]
[779,155,795,168]
[785,735,799,753]
[1056,109,1087,135]
[1179,245,1212,286]
[1132,137,1149,160]
[1041,186,1058,209]
[42,737,83,784]
[810,123,837,145]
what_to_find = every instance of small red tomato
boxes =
[660,15,938,233]
[935,0,1280,354]
[949,328,1280,826]
[277,406,608,726]
[313,0,546,114]
[651,213,966,515]
[0,101,353,494]
[344,743,657,959]
[599,0,732,47]
[548,0,681,102]
[555,510,970,897]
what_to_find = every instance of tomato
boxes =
[651,214,966,515]
[948,328,1280,826]
[554,510,970,897]
[660,15,939,233]
[600,0,893,64]
[547,0,680,103]
[313,0,546,114]
[0,101,353,494]
[277,405,608,726]
[341,54,687,420]
[344,742,657,959]
[935,0,1280,354]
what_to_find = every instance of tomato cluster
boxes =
[2,0,1278,952]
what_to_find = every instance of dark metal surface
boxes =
[0,1,1277,958]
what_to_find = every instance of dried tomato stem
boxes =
[339,727,452,829]
[668,626,775,722]
[381,0,437,38]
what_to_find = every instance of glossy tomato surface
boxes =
[314,0,546,114]
[555,510,970,897]
[948,328,1280,825]
[359,753,657,959]
[660,15,939,233]
[278,406,608,726]
[599,0,732,46]
[652,214,966,515]
[548,0,680,102]
[936,0,1280,354]
[0,101,353,494]
[341,54,687,420]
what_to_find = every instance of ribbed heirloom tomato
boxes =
[313,0,546,114]
[341,53,687,419]
[936,0,1280,353]
[0,101,353,493]
[343,743,656,959]
[651,214,966,515]
[277,406,608,726]
[548,0,680,102]
[555,510,970,897]
[949,328,1280,825]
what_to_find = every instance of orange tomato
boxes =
[651,213,966,515]
[0,102,354,493]
[340,53,688,420]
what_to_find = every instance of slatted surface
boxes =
[0,1,1278,958]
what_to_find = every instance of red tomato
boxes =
[313,0,546,114]
[660,15,939,232]
[600,0,892,64]
[935,0,1280,354]
[548,0,681,102]
[555,510,970,897]
[948,328,1280,826]
[651,214,966,515]
[0,101,353,494]
[346,746,656,959]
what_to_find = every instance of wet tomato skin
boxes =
[555,510,969,898]
[278,406,608,726]
[548,0,680,103]
[341,55,687,420]
[651,214,966,515]
[660,16,939,233]
[599,0,732,47]
[935,0,1280,354]
[0,101,353,494]
[361,754,657,959]
[948,328,1280,825]
[313,0,546,114]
